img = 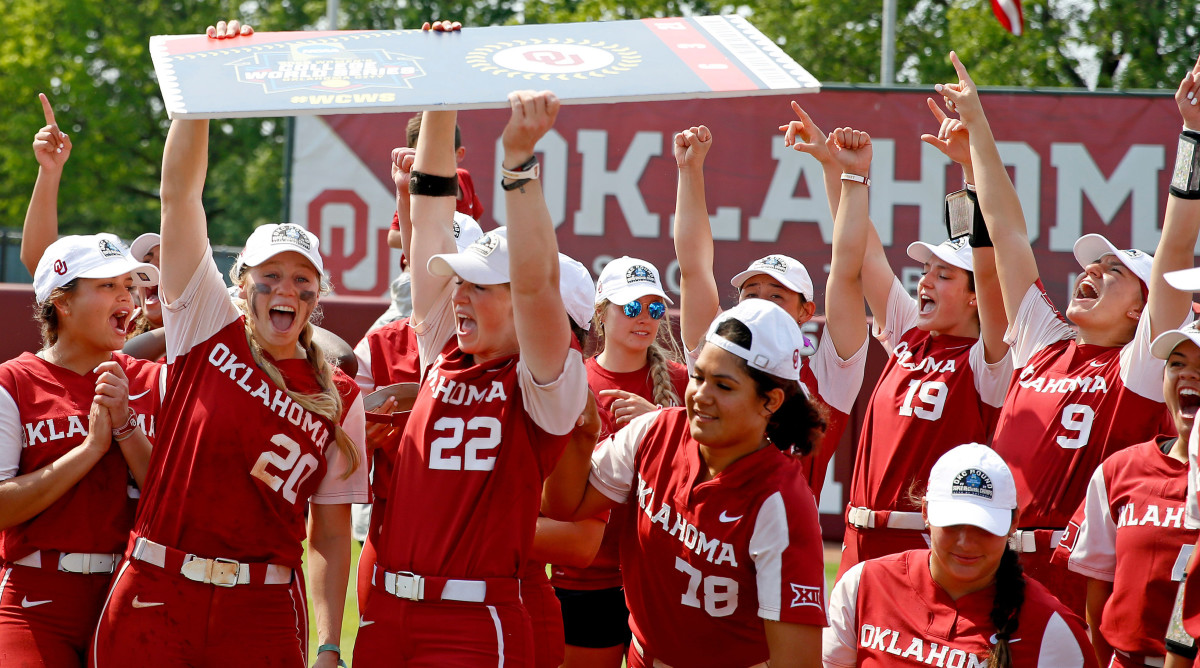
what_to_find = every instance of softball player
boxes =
[551,256,688,668]
[1052,318,1199,667]
[91,112,368,668]
[350,211,482,609]
[941,51,1200,614]
[673,124,868,500]
[544,299,829,668]
[354,94,588,666]
[824,443,1098,668]
[799,109,1010,579]
[0,234,159,667]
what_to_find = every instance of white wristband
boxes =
[840,173,870,187]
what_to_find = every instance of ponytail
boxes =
[987,547,1026,668]
[232,270,360,479]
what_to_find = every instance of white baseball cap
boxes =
[704,299,803,381]
[129,232,161,264]
[1167,267,1200,292]
[559,254,595,331]
[34,234,159,304]
[595,256,672,306]
[238,223,324,276]
[451,213,483,251]
[428,227,509,286]
[730,255,814,302]
[926,443,1018,537]
[907,237,973,272]
[1151,320,1200,360]
[1073,234,1152,287]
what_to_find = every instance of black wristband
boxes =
[409,171,459,197]
[1167,638,1198,660]
[965,190,993,248]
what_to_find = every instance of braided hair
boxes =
[590,299,684,408]
[231,266,359,479]
[987,546,1026,668]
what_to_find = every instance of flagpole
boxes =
[881,0,896,84]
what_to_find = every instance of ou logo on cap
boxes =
[53,259,68,276]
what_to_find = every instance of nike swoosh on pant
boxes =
[21,597,52,608]
[131,596,164,609]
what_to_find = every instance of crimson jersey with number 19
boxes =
[992,282,1179,530]
[590,408,827,668]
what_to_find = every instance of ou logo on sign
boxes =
[524,50,584,67]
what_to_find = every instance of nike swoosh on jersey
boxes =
[21,597,52,608]
[129,389,152,400]
[988,633,1021,644]
[718,511,743,522]
[1089,360,1107,367]
[359,617,375,628]
[131,596,164,609]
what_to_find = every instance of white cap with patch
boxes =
[926,443,1018,537]
[703,299,803,382]
[595,256,672,306]
[129,232,161,264]
[451,213,484,251]
[34,234,159,304]
[428,227,510,286]
[907,237,973,272]
[239,223,324,276]
[1151,319,1200,360]
[1073,234,1152,287]
[730,255,814,302]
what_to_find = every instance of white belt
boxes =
[630,635,766,668]
[378,567,488,603]
[1007,529,1065,553]
[131,537,292,587]
[12,550,119,575]
[1116,650,1166,667]
[847,507,927,531]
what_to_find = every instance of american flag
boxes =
[991,0,1024,36]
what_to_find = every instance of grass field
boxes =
[302,541,844,665]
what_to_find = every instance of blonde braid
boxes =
[233,279,360,479]
[645,343,680,408]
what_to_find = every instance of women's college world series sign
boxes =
[150,16,820,119]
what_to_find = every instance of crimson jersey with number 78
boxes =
[590,408,827,668]
[992,281,1181,530]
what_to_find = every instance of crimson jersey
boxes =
[549,356,689,591]
[590,408,827,668]
[389,168,484,230]
[993,281,1180,529]
[688,320,868,500]
[824,550,1097,667]
[850,279,1011,513]
[1053,438,1195,657]
[353,317,422,502]
[0,352,162,560]
[133,254,367,570]
[375,289,588,580]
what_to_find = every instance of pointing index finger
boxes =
[949,51,970,83]
[39,93,57,128]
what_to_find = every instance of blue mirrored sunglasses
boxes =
[623,300,667,320]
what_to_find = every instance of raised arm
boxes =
[822,127,871,359]
[158,119,212,303]
[21,94,72,274]
[938,52,1039,325]
[1148,54,1200,337]
[503,91,571,383]
[672,126,720,351]
[407,112,459,326]
[920,97,1009,363]
[388,146,416,253]
[784,104,895,328]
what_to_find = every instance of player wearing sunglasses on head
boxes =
[673,125,868,502]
